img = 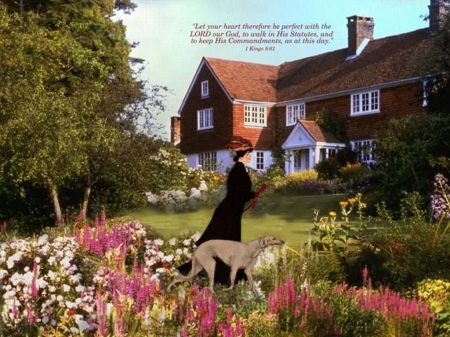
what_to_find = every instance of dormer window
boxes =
[286,103,306,126]
[201,80,209,98]
[351,90,380,115]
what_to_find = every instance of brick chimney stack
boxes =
[428,0,448,34]
[170,116,181,145]
[347,15,375,57]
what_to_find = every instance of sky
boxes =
[115,0,430,140]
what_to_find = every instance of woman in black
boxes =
[178,136,259,285]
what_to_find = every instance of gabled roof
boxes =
[282,120,345,150]
[300,120,342,143]
[205,57,279,102]
[196,28,431,104]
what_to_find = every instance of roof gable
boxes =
[282,120,344,150]
[204,57,279,102]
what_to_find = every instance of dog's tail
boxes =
[167,255,201,291]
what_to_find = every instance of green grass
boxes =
[123,193,346,248]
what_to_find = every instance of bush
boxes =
[367,176,450,292]
[314,159,341,180]
[416,278,450,336]
[339,162,372,182]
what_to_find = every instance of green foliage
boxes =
[314,159,341,180]
[324,288,388,337]
[368,191,450,292]
[313,109,347,142]
[417,278,450,336]
[375,113,450,208]
[339,162,372,183]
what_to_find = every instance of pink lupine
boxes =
[27,304,36,325]
[30,260,39,297]
[95,291,108,337]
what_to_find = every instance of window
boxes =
[256,151,264,170]
[197,108,213,130]
[201,80,209,97]
[244,105,267,127]
[352,139,376,162]
[351,90,380,115]
[286,103,306,125]
[198,152,217,171]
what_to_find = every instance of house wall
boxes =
[180,65,234,155]
[275,82,424,146]
[231,103,278,150]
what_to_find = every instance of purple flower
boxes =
[431,174,450,220]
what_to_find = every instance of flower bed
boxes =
[0,215,438,336]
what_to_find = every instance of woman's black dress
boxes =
[178,161,255,285]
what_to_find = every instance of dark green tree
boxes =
[375,114,450,208]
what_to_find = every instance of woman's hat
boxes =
[225,136,253,152]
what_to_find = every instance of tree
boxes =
[375,113,450,208]
[423,1,450,114]
[0,8,108,224]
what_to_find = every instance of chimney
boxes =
[346,15,375,58]
[170,116,181,145]
[428,0,448,34]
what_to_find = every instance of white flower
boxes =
[163,254,174,262]
[199,180,208,191]
[37,234,49,245]
[75,285,85,293]
[169,238,177,246]
[0,269,8,279]
[157,251,164,259]
[63,284,71,292]
[175,248,182,255]
[75,316,90,333]
[153,238,164,246]
[47,270,57,280]
[48,256,56,265]
[183,239,191,246]
[34,256,41,263]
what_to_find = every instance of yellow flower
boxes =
[340,201,348,207]
[348,198,357,204]
[329,211,337,217]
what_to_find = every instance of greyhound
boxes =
[167,236,285,296]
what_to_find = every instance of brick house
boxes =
[172,0,445,174]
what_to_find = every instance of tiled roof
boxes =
[300,120,342,143]
[204,28,431,102]
[205,57,279,102]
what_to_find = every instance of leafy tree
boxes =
[0,8,107,224]
[422,1,450,114]
[375,113,450,208]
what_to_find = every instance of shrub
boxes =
[339,162,372,182]
[416,278,450,336]
[367,175,450,292]
[314,159,341,180]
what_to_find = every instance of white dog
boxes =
[167,236,285,296]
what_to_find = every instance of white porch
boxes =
[282,120,346,175]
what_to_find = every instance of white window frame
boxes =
[198,152,217,171]
[351,90,380,115]
[244,105,267,127]
[197,108,213,130]
[201,80,209,98]
[255,151,264,170]
[351,139,376,163]
[286,103,306,125]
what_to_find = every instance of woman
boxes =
[178,136,259,285]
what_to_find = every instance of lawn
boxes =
[123,193,346,248]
